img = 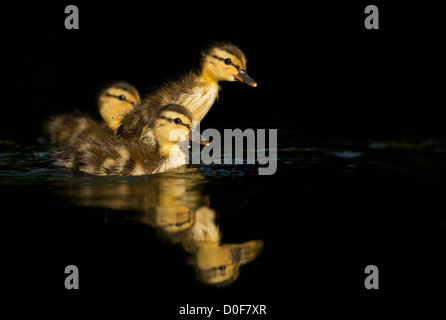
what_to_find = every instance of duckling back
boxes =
[51,129,165,176]
[152,72,219,122]
[117,73,217,144]
[44,112,100,146]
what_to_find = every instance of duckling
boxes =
[51,104,194,176]
[44,81,140,145]
[118,41,256,145]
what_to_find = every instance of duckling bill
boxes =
[234,69,257,87]
[52,104,194,176]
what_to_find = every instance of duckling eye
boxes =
[174,118,182,124]
[224,58,232,65]
[118,95,126,101]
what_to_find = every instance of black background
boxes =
[1,4,443,142]
[1,3,445,317]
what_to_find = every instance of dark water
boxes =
[1,132,446,315]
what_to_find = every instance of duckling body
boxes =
[52,104,192,176]
[44,81,140,145]
[118,41,256,145]
[153,72,220,123]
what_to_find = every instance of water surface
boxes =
[1,134,445,313]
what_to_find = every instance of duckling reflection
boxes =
[192,240,263,287]
[58,171,262,286]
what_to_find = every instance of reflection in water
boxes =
[55,169,263,287]
[192,240,263,286]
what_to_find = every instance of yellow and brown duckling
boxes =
[52,104,194,175]
[117,41,256,145]
[44,81,141,145]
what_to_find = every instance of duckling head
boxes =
[153,104,193,157]
[200,41,257,87]
[97,81,141,132]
